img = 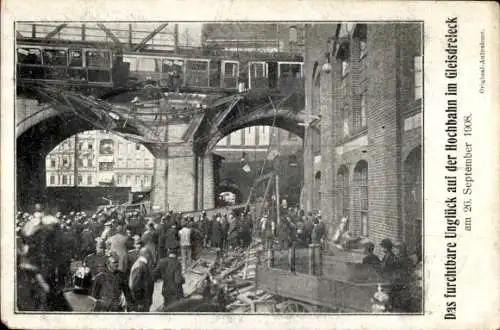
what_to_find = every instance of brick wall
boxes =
[202,155,215,210]
[151,143,218,213]
[302,24,337,211]
[364,24,401,244]
[303,23,422,248]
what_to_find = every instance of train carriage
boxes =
[17,37,305,96]
[16,41,128,89]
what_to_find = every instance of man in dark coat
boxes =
[200,211,211,247]
[190,223,204,261]
[141,222,157,268]
[129,247,154,312]
[239,213,252,248]
[277,217,291,250]
[156,216,168,259]
[91,253,132,312]
[211,217,224,250]
[380,238,399,280]
[221,215,230,251]
[362,242,381,270]
[80,223,95,260]
[165,223,179,256]
[153,252,185,310]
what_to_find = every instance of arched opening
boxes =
[336,165,350,226]
[403,146,422,256]
[213,125,303,208]
[353,160,368,237]
[17,116,154,213]
[215,179,243,207]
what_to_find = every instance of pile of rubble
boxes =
[184,239,278,313]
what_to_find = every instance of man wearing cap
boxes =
[142,221,157,268]
[380,238,399,278]
[92,253,132,312]
[211,216,224,250]
[200,211,211,247]
[153,251,185,310]
[129,247,154,312]
[156,216,168,259]
[165,223,179,256]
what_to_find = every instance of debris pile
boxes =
[183,239,278,312]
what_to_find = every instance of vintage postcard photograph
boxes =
[1,1,498,330]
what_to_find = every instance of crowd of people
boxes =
[15,203,257,312]
[16,203,421,313]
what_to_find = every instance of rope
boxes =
[243,93,283,214]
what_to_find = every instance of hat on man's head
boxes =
[380,238,393,250]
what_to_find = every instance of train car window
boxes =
[85,50,110,68]
[136,57,160,72]
[252,63,265,77]
[224,62,238,76]
[17,48,42,65]
[42,49,68,66]
[69,50,83,67]
[279,63,302,78]
[186,60,208,71]
[123,56,138,71]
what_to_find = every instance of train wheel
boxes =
[279,300,315,313]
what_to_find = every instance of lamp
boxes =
[322,53,332,73]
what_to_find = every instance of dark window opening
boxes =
[42,49,67,66]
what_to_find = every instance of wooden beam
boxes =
[32,24,36,38]
[81,24,86,41]
[133,23,168,52]
[45,23,67,39]
[96,23,123,49]
[174,24,179,52]
[128,24,133,49]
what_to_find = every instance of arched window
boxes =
[404,146,422,255]
[354,160,368,236]
[337,165,350,223]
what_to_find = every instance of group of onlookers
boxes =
[16,203,421,313]
[362,238,423,313]
[257,208,327,250]
[15,203,254,312]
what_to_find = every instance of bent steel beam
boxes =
[44,24,68,39]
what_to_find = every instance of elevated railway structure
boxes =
[15,25,309,213]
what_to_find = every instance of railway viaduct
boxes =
[15,83,307,212]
